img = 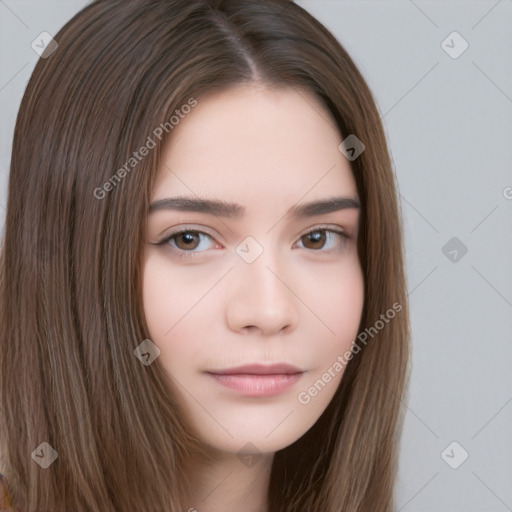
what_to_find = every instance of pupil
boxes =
[308,231,324,247]
[179,232,197,248]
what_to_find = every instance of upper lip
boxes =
[206,363,303,375]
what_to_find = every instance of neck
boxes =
[181,447,274,512]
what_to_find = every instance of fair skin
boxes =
[142,83,364,512]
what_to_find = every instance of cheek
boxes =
[142,255,175,341]
[327,267,364,338]
[294,262,364,411]
[141,252,219,370]
[299,255,364,343]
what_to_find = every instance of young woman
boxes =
[0,1,410,510]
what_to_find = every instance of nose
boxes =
[225,250,300,336]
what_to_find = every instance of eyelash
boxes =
[154,225,350,261]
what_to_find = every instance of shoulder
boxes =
[0,473,17,511]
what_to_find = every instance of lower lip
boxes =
[207,372,303,397]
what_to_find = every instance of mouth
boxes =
[205,363,305,397]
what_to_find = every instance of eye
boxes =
[296,227,349,252]
[154,228,218,260]
[154,225,349,261]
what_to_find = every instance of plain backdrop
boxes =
[1,1,511,510]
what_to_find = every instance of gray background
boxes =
[1,1,511,510]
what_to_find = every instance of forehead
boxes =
[152,84,358,208]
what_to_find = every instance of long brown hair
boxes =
[0,0,410,510]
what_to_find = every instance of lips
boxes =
[206,363,303,376]
[205,363,305,397]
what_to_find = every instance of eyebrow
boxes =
[149,195,360,218]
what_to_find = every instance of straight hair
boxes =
[0,0,410,510]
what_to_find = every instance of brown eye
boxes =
[173,231,201,250]
[297,228,348,252]
[301,230,327,250]
[155,229,217,260]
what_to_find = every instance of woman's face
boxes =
[142,83,364,455]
